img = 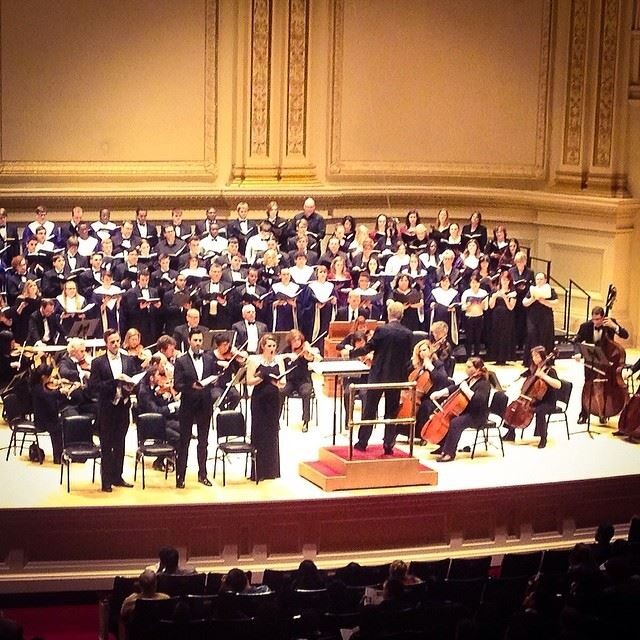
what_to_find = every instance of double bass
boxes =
[503,349,557,429]
[581,285,628,420]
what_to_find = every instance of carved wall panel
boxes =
[286,0,309,157]
[250,0,273,157]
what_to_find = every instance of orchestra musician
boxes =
[26,298,65,347]
[29,363,64,464]
[89,329,138,492]
[350,301,413,455]
[57,337,96,417]
[503,346,561,448]
[281,329,321,432]
[573,306,629,424]
[429,357,491,462]
[211,333,245,411]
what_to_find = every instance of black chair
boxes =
[213,410,257,486]
[471,390,508,458]
[262,568,297,592]
[218,590,278,619]
[128,596,180,640]
[546,379,573,439]
[540,548,571,574]
[334,562,390,587]
[108,575,138,638]
[440,578,486,612]
[59,414,100,492]
[157,618,208,640]
[447,556,492,580]
[408,559,451,583]
[157,572,206,597]
[288,587,329,613]
[499,551,543,578]
[282,388,319,426]
[184,593,219,619]
[209,617,258,640]
[205,572,225,595]
[3,392,41,462]
[134,412,177,489]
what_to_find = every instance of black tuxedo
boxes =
[197,279,234,329]
[351,320,413,449]
[336,305,370,322]
[226,219,257,253]
[195,219,226,237]
[287,248,318,266]
[173,323,208,353]
[156,238,186,258]
[89,353,137,489]
[41,268,68,298]
[171,221,193,240]
[574,318,629,346]
[174,351,217,483]
[231,319,268,353]
[26,309,65,346]
[57,354,96,416]
[0,223,20,263]
[161,288,191,335]
[63,252,89,273]
[291,211,326,240]
[122,286,161,345]
[110,231,136,255]
[132,220,159,247]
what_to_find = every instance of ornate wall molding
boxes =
[631,0,640,99]
[562,0,590,166]
[0,0,218,181]
[286,0,309,157]
[250,0,272,157]
[593,0,621,167]
[328,0,552,181]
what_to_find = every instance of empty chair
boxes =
[3,392,41,462]
[156,572,206,597]
[441,578,486,612]
[108,576,138,639]
[481,575,529,613]
[471,391,508,458]
[218,590,278,619]
[447,556,492,580]
[134,412,177,489]
[184,594,218,620]
[59,414,100,492]
[334,562,390,587]
[205,572,225,595]
[213,411,257,486]
[408,559,451,583]
[282,388,319,426]
[500,550,543,578]
[288,587,329,613]
[540,548,571,574]
[262,568,297,592]
[546,379,573,439]
[128,596,179,640]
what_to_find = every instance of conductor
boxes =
[350,301,413,455]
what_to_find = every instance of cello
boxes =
[503,349,557,429]
[581,285,628,420]
[420,367,484,444]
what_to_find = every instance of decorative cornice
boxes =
[562,0,589,166]
[593,0,620,167]
[250,0,272,157]
[0,0,218,180]
[328,0,552,181]
[286,0,309,157]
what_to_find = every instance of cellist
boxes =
[573,306,629,424]
[428,357,491,462]
[503,346,561,448]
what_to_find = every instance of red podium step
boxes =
[299,445,438,491]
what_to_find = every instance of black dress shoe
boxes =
[302,422,309,433]
[353,442,367,452]
[113,479,134,488]
[198,475,212,487]
[430,446,444,455]
[101,485,112,493]
[577,414,587,424]
[502,430,516,442]
[176,480,185,489]
[612,430,625,436]
[152,459,165,471]
[599,416,608,425]
[383,447,394,456]
[538,439,547,449]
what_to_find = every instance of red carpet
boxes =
[3,604,99,640]
[326,444,412,460]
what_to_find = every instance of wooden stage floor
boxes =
[1,355,640,591]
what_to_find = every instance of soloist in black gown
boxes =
[250,361,281,481]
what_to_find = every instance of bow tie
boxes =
[192,352,202,360]
[247,321,255,326]
[108,354,120,362]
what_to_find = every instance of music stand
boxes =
[578,342,610,436]
[67,319,99,340]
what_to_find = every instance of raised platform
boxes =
[299,445,438,491]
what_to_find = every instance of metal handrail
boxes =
[566,279,592,339]
[528,256,551,281]
[346,381,417,459]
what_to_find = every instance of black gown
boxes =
[489,295,515,364]
[251,361,281,481]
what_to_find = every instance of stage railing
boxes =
[346,381,417,459]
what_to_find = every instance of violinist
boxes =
[211,333,245,411]
[57,337,96,417]
[428,357,491,462]
[122,328,152,372]
[136,365,181,471]
[573,306,629,424]
[282,329,321,432]
[29,363,64,464]
[503,346,561,448]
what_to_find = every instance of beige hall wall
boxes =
[0,0,638,342]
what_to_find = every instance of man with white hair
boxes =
[231,304,268,354]
[350,300,413,455]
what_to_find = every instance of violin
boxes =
[581,285,628,419]
[420,371,482,444]
[618,374,640,440]
[503,349,557,429]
